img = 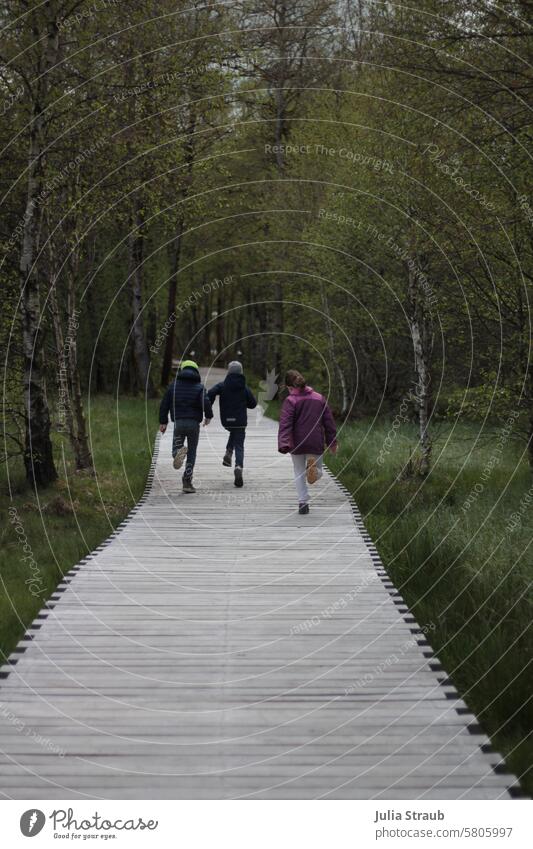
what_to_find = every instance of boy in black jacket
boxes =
[207,361,257,487]
[159,360,213,493]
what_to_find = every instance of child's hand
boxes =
[203,418,211,427]
[329,443,338,454]
[159,424,167,434]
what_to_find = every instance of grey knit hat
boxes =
[227,360,243,374]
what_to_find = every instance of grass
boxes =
[0,395,157,664]
[325,418,533,796]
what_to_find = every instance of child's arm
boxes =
[278,398,295,453]
[245,386,258,409]
[207,382,222,405]
[202,388,214,421]
[322,401,337,451]
[159,385,172,429]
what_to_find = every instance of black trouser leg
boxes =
[232,428,245,467]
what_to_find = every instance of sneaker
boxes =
[182,479,196,494]
[306,456,319,484]
[222,452,232,467]
[173,445,188,470]
[234,467,243,487]
[299,503,309,515]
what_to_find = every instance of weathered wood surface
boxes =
[0,369,517,798]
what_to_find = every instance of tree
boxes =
[3,2,66,485]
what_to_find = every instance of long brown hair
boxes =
[285,369,306,388]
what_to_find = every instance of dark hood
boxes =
[177,367,201,383]
[224,373,245,389]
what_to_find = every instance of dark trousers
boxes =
[226,427,246,467]
[172,418,200,480]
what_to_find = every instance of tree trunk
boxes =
[527,413,533,471]
[129,203,156,397]
[70,354,93,470]
[66,274,93,471]
[49,281,76,454]
[160,107,196,384]
[257,301,269,375]
[49,269,93,472]
[161,219,183,386]
[85,281,105,392]
[273,282,284,382]
[20,16,59,487]
[274,85,286,171]
[216,288,225,355]
[527,362,533,470]
[321,283,349,415]
[406,260,433,475]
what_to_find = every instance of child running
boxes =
[208,361,257,487]
[159,360,213,493]
[277,369,337,514]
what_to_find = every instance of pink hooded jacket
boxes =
[278,386,337,455]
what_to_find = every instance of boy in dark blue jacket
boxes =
[207,361,257,487]
[159,360,213,493]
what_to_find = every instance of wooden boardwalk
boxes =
[0,369,518,799]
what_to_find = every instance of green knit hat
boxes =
[179,359,199,372]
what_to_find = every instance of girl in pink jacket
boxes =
[278,370,338,514]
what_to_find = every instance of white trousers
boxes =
[291,453,323,504]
